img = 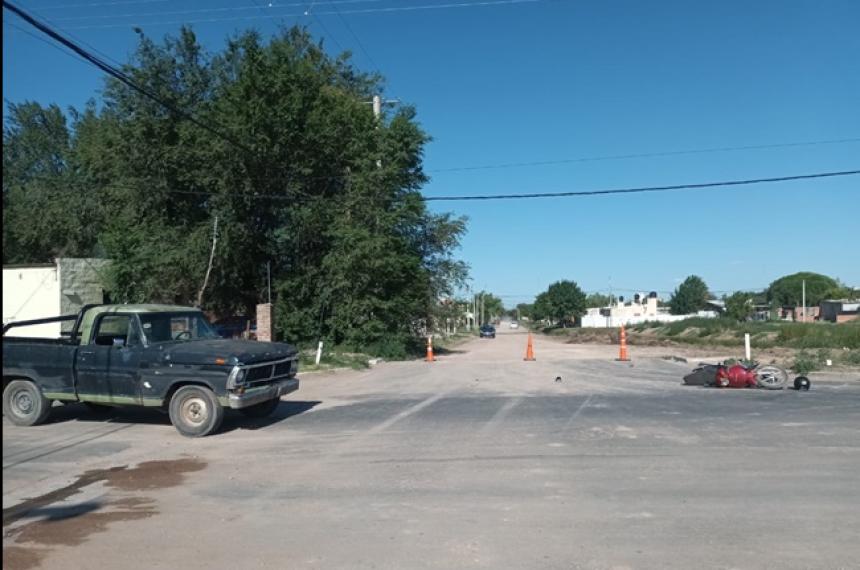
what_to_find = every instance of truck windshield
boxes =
[138,312,220,344]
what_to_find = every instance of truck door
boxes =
[75,313,143,405]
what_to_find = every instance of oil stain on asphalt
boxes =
[2,457,206,570]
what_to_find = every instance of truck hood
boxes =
[161,339,298,366]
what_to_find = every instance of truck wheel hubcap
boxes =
[181,397,208,425]
[13,390,34,415]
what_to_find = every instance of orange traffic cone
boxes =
[524,332,536,361]
[616,325,630,361]
[426,335,435,362]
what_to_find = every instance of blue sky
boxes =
[4,0,859,305]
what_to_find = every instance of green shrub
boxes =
[842,349,860,366]
[792,350,819,375]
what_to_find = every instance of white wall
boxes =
[2,266,62,337]
[580,310,718,328]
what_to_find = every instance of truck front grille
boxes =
[273,361,294,377]
[246,365,274,382]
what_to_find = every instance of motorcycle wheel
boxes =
[755,365,788,390]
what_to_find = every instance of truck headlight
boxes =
[227,366,247,389]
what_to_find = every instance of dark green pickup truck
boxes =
[2,304,299,437]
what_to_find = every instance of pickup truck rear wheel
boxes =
[169,385,224,437]
[239,397,280,418]
[3,380,52,426]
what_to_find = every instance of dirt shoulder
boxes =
[542,327,860,374]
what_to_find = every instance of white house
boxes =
[580,291,718,328]
[3,258,111,338]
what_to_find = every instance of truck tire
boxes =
[3,380,52,426]
[239,397,280,419]
[168,385,224,437]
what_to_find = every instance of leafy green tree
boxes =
[514,302,533,321]
[475,291,504,324]
[2,27,469,358]
[669,275,710,315]
[534,280,586,325]
[767,272,839,307]
[585,293,611,307]
[2,102,102,263]
[433,298,469,335]
[725,291,755,322]
[532,292,552,322]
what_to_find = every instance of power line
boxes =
[76,169,860,203]
[3,19,92,66]
[32,0,379,12]
[329,0,545,16]
[422,170,860,201]
[11,0,129,69]
[430,137,860,173]
[325,0,381,72]
[63,0,547,30]
[309,10,348,54]
[4,0,254,154]
[30,0,172,9]
[51,2,305,22]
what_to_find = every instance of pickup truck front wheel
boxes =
[3,380,52,426]
[169,385,224,437]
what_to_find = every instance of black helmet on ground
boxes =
[794,376,811,391]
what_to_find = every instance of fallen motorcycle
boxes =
[683,360,789,390]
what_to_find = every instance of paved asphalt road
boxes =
[3,327,860,570]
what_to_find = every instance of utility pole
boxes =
[196,215,219,308]
[802,279,806,323]
[373,95,382,168]
[369,94,400,168]
[372,94,382,120]
[267,261,272,304]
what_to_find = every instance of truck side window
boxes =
[94,315,136,347]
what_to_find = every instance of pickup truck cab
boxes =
[2,304,299,437]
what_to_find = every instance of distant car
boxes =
[509,321,519,329]
[479,325,496,339]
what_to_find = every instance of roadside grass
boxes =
[550,318,860,369]
[297,330,477,371]
[628,318,860,350]
[299,349,371,372]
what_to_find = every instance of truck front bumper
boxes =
[227,377,299,409]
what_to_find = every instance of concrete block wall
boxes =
[57,258,111,331]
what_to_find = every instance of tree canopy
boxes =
[585,293,611,308]
[476,291,504,324]
[724,291,755,322]
[669,275,710,315]
[532,280,586,325]
[766,272,840,307]
[2,27,468,357]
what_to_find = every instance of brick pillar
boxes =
[256,303,273,342]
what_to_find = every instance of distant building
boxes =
[580,291,718,328]
[3,258,111,338]
[819,300,859,323]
